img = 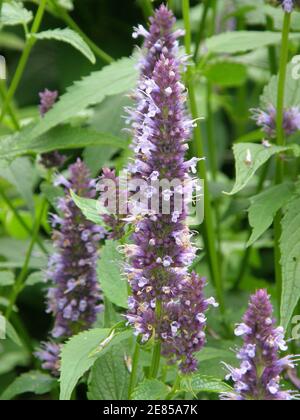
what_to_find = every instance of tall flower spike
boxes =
[37,159,105,376]
[251,105,300,139]
[221,290,300,400]
[125,6,216,373]
[38,89,66,169]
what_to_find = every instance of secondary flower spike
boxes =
[39,89,58,117]
[279,0,296,12]
[221,290,300,400]
[37,159,105,376]
[38,89,66,169]
[125,6,217,373]
[251,105,300,138]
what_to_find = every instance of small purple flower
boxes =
[38,89,66,169]
[221,290,300,401]
[37,159,104,375]
[279,0,295,13]
[35,342,61,377]
[39,89,58,117]
[251,105,300,138]
[125,6,216,373]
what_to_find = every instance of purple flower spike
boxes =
[251,105,300,138]
[39,89,58,117]
[36,342,61,377]
[221,290,300,401]
[280,0,295,13]
[125,6,216,373]
[37,159,105,375]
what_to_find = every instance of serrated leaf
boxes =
[0,371,56,400]
[247,183,295,247]
[226,143,292,195]
[0,271,14,286]
[10,57,137,144]
[59,327,130,400]
[70,190,107,226]
[180,374,232,395]
[60,328,110,400]
[33,28,95,64]
[87,345,130,400]
[98,240,128,308]
[206,31,300,55]
[132,379,169,400]
[0,1,33,27]
[280,194,300,330]
[0,125,127,161]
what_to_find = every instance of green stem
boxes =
[50,0,113,64]
[274,12,291,311]
[5,198,47,320]
[194,0,210,61]
[128,342,141,399]
[0,187,48,255]
[149,299,162,378]
[0,82,20,130]
[0,0,48,123]
[182,0,225,313]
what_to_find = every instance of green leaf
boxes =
[87,345,130,400]
[0,32,25,50]
[0,157,37,213]
[261,62,300,109]
[70,190,106,226]
[59,327,130,400]
[0,371,56,400]
[98,240,128,308]
[132,379,169,401]
[84,94,132,175]
[180,375,232,395]
[226,143,292,195]
[0,125,127,161]
[204,61,247,87]
[60,328,110,400]
[25,271,44,287]
[33,28,95,64]
[247,183,295,247]
[9,57,137,145]
[280,193,300,330]
[0,271,14,287]
[57,0,74,10]
[206,31,300,55]
[0,1,33,27]
[6,320,22,347]
[40,182,64,213]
